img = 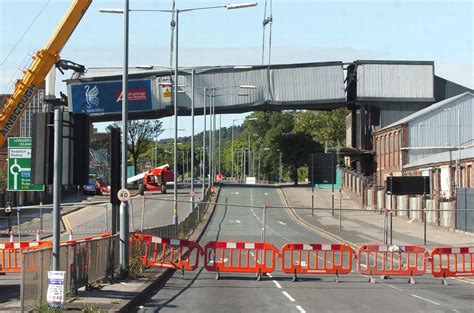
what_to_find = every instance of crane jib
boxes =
[1,83,37,138]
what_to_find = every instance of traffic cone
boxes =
[68,229,73,241]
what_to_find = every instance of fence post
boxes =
[20,251,25,312]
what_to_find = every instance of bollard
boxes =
[36,229,40,241]
[9,230,13,242]
[68,229,73,241]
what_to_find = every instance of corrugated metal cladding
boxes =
[408,93,474,164]
[378,102,431,127]
[357,62,434,100]
[179,63,346,110]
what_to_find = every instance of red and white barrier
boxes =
[131,234,202,271]
[0,240,52,273]
[430,246,474,285]
[203,241,279,280]
[357,244,428,283]
[281,243,355,282]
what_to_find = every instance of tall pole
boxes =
[279,151,282,184]
[231,120,235,181]
[208,93,212,190]
[457,108,461,189]
[190,69,195,205]
[52,108,62,271]
[119,0,130,274]
[172,10,179,229]
[202,88,207,199]
[219,114,221,175]
[248,133,251,176]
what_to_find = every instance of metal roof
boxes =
[403,146,474,169]
[378,92,473,132]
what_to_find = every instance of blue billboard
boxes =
[70,79,153,114]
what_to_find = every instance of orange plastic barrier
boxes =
[63,233,112,245]
[357,244,428,283]
[131,234,202,271]
[0,241,52,273]
[203,241,279,279]
[430,246,474,284]
[281,243,354,281]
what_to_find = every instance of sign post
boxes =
[8,137,44,191]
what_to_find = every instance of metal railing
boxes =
[19,188,215,311]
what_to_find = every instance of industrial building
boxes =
[374,92,474,200]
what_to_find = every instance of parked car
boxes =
[83,174,99,195]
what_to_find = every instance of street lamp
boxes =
[232,116,258,181]
[101,2,258,232]
[99,1,130,274]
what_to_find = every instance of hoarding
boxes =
[70,79,157,114]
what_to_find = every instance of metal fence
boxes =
[456,188,474,232]
[20,234,119,311]
[20,188,215,311]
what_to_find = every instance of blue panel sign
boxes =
[71,80,153,114]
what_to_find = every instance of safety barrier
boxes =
[203,241,279,280]
[430,246,474,285]
[357,244,428,283]
[0,240,52,273]
[63,233,112,245]
[281,243,354,282]
[131,234,202,271]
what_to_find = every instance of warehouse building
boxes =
[374,92,474,200]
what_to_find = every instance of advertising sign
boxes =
[70,79,154,114]
[47,271,66,308]
[8,137,44,191]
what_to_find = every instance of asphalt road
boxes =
[138,185,473,313]
[63,186,196,240]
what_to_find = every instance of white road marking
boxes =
[281,291,295,302]
[296,305,306,313]
[272,280,282,289]
[386,284,403,292]
[411,294,441,306]
[278,221,287,225]
[267,273,272,277]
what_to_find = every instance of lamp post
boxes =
[108,0,258,234]
[277,149,282,184]
[98,1,130,274]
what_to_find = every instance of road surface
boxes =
[138,185,473,313]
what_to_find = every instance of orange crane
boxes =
[0,0,92,147]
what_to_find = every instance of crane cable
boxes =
[261,0,274,100]
[0,0,51,66]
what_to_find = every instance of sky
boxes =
[0,0,473,139]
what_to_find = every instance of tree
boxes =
[294,108,348,148]
[277,132,323,185]
[109,120,163,174]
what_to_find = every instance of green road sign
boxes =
[8,137,44,191]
